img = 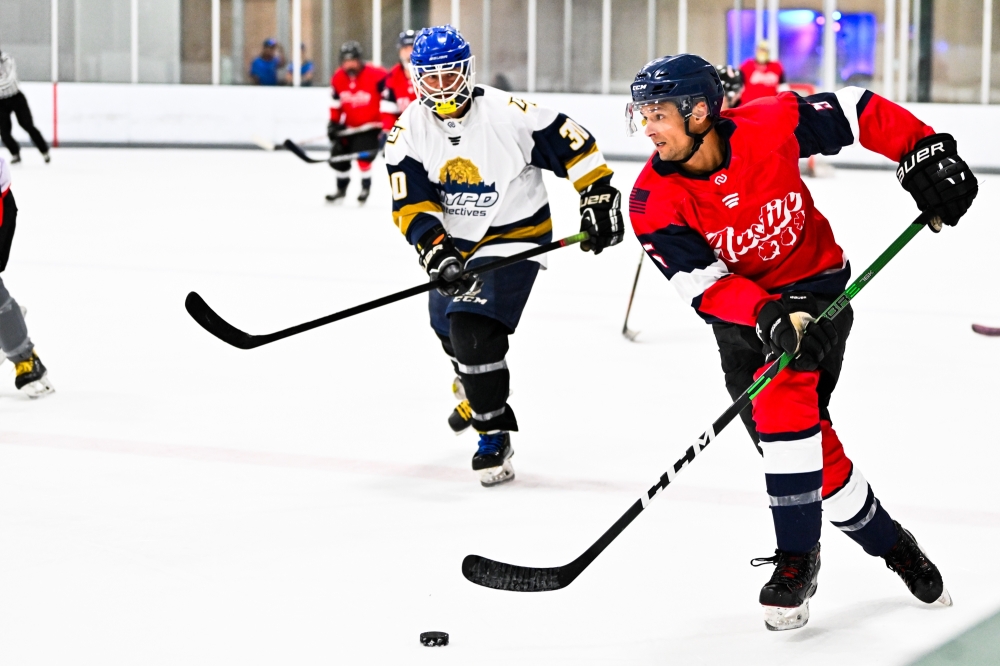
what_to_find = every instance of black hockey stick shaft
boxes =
[186,231,590,350]
[622,251,644,339]
[462,213,935,592]
[283,139,379,165]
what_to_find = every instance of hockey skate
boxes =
[9,154,20,164]
[472,431,514,487]
[751,543,821,631]
[357,186,371,203]
[14,351,54,399]
[42,152,50,164]
[325,189,347,202]
[883,521,952,606]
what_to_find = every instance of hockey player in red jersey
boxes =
[381,30,418,125]
[627,55,977,630]
[739,41,785,103]
[327,41,389,204]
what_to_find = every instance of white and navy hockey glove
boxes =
[416,225,473,296]
[579,182,624,255]
[898,133,978,231]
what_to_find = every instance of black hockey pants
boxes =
[0,93,49,156]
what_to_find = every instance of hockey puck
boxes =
[419,631,449,647]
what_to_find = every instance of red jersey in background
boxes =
[739,59,785,103]
[330,64,388,132]
[381,63,416,128]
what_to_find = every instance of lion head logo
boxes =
[439,157,484,185]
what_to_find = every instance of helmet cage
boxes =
[626,94,707,137]
[411,55,476,115]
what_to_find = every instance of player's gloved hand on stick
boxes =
[416,225,473,296]
[579,181,624,254]
[327,121,345,142]
[756,295,839,371]
[898,133,978,231]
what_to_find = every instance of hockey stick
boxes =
[971,324,1000,337]
[283,139,380,165]
[462,212,938,592]
[186,231,590,350]
[622,251,644,341]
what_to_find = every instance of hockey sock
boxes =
[360,177,371,190]
[450,313,518,432]
[0,278,31,362]
[820,421,898,556]
[336,177,349,192]
[436,332,460,374]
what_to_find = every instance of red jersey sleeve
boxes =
[630,173,778,327]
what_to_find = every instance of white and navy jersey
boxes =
[384,85,613,265]
[0,54,19,99]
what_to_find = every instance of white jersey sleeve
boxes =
[0,157,10,196]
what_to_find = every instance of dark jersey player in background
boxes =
[327,41,388,204]
[627,55,977,631]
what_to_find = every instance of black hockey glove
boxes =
[579,182,624,255]
[416,225,473,296]
[756,300,799,360]
[898,133,978,231]
[327,121,345,142]
[757,294,839,371]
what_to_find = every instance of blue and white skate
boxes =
[472,431,514,487]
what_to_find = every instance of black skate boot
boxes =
[325,177,350,202]
[752,543,821,631]
[882,521,952,606]
[42,152,50,164]
[357,178,371,203]
[9,154,20,164]
[472,432,514,487]
[14,351,54,399]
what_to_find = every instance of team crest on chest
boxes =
[438,157,499,216]
[706,191,805,262]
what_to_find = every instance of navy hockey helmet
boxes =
[627,54,724,136]
[410,25,475,115]
[340,40,363,63]
[398,29,417,48]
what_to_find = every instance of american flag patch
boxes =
[630,188,650,215]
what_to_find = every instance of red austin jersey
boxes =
[330,64,388,130]
[629,89,934,327]
[381,63,416,128]
[740,59,785,103]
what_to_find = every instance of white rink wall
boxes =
[10,82,1000,171]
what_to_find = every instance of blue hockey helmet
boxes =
[410,25,476,115]
[626,54,724,137]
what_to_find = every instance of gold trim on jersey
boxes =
[564,142,599,170]
[461,218,553,258]
[572,164,614,192]
[394,201,444,236]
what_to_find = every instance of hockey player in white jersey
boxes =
[385,25,623,486]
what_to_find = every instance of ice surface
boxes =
[0,149,998,664]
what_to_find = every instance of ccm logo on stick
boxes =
[897,141,946,183]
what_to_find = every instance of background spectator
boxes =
[249,39,284,86]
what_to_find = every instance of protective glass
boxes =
[411,56,476,115]
[625,95,703,137]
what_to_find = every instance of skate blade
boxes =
[935,587,953,607]
[479,460,514,487]
[762,601,810,631]
[20,376,54,399]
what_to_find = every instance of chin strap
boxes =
[675,115,716,164]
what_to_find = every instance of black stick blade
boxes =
[185,292,257,350]
[283,139,323,163]
[462,554,568,592]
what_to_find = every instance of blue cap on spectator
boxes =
[263,38,277,47]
